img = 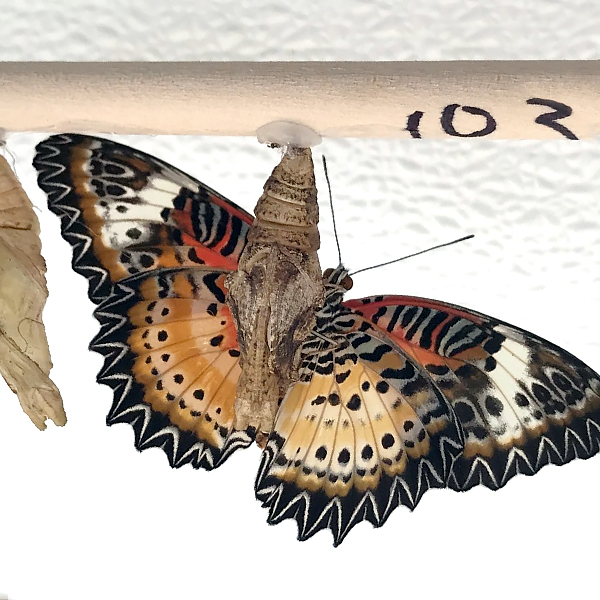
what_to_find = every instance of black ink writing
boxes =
[405,111,424,139]
[440,104,497,138]
[526,98,578,140]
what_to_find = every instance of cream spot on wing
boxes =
[138,183,180,206]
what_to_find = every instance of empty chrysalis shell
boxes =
[226,139,323,445]
[0,144,65,429]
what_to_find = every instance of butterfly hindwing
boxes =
[33,134,252,303]
[33,134,256,468]
[256,271,600,544]
[256,324,463,544]
[91,267,254,469]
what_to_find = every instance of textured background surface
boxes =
[1,1,600,599]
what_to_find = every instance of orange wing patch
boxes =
[128,275,240,447]
[261,330,455,499]
[255,326,462,544]
[92,267,253,469]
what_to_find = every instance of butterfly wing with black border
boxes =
[34,134,256,467]
[256,282,600,544]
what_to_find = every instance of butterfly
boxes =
[34,134,600,546]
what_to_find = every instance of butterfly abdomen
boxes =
[226,147,324,442]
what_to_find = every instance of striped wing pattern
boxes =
[34,134,252,304]
[33,134,255,467]
[256,272,600,544]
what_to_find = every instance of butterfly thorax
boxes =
[226,148,324,443]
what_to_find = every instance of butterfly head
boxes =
[323,265,353,302]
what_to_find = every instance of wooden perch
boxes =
[0,152,65,429]
[0,61,598,140]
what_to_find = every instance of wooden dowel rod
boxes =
[0,61,599,140]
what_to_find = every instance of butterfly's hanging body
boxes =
[226,147,323,443]
[33,135,600,546]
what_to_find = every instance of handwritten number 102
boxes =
[405,98,578,140]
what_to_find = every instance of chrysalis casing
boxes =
[0,151,65,429]
[226,147,324,444]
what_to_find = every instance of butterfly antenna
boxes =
[350,234,475,276]
[322,155,342,265]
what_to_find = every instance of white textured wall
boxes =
[1,2,600,600]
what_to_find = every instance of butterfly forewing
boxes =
[350,296,600,490]
[33,134,255,468]
[34,134,252,303]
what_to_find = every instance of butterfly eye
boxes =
[341,275,353,290]
[323,268,334,279]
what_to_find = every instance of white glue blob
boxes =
[256,121,322,148]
